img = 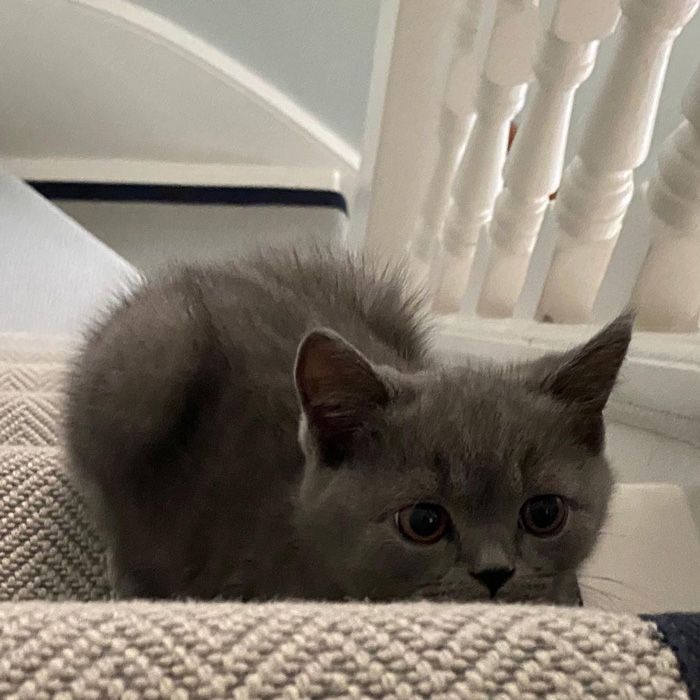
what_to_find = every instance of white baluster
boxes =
[476,0,620,318]
[536,0,699,324]
[409,0,484,283]
[632,63,700,332]
[431,0,540,314]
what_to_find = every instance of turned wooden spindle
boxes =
[410,1,484,285]
[477,0,620,318]
[431,0,540,314]
[536,0,700,324]
[632,62,700,331]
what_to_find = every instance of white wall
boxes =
[57,200,347,274]
[1,0,367,193]
[0,169,137,335]
[133,0,381,152]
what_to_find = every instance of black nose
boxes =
[471,568,515,597]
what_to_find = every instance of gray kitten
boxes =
[64,249,631,603]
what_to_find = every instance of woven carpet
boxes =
[0,602,691,699]
[0,333,696,699]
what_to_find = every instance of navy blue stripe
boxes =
[643,613,700,699]
[27,182,348,213]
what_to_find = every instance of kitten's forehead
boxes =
[386,365,576,498]
[409,365,562,449]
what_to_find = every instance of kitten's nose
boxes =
[470,567,514,597]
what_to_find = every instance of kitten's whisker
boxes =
[596,530,628,539]
[578,574,647,596]
[578,582,626,607]
[579,576,654,605]
[578,574,627,586]
[578,574,657,604]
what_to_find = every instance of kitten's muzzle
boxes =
[470,567,515,598]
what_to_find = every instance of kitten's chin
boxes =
[499,570,581,606]
[549,571,582,605]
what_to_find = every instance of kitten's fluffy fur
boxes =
[65,249,631,603]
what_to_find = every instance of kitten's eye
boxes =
[520,495,568,537]
[395,503,449,544]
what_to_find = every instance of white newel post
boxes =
[431,0,540,314]
[536,0,699,324]
[476,0,620,318]
[350,1,461,263]
[409,1,484,283]
[632,63,700,332]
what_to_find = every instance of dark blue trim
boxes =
[643,613,700,699]
[27,181,348,213]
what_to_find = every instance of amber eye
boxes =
[395,503,450,544]
[520,495,568,537]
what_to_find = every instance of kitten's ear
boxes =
[529,313,633,414]
[295,329,389,463]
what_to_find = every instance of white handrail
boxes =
[632,62,700,331]
[476,0,620,318]
[535,0,699,323]
[430,0,540,313]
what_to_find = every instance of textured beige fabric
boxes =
[0,362,67,392]
[0,336,690,699]
[0,392,62,447]
[0,446,110,600]
[0,601,689,699]
[0,360,109,600]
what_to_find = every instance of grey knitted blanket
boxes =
[0,334,696,699]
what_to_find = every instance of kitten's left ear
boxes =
[295,329,389,463]
[529,313,633,414]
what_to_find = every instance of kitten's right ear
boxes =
[294,329,389,464]
[528,312,634,414]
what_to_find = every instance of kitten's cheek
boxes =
[380,533,452,583]
[520,519,590,571]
